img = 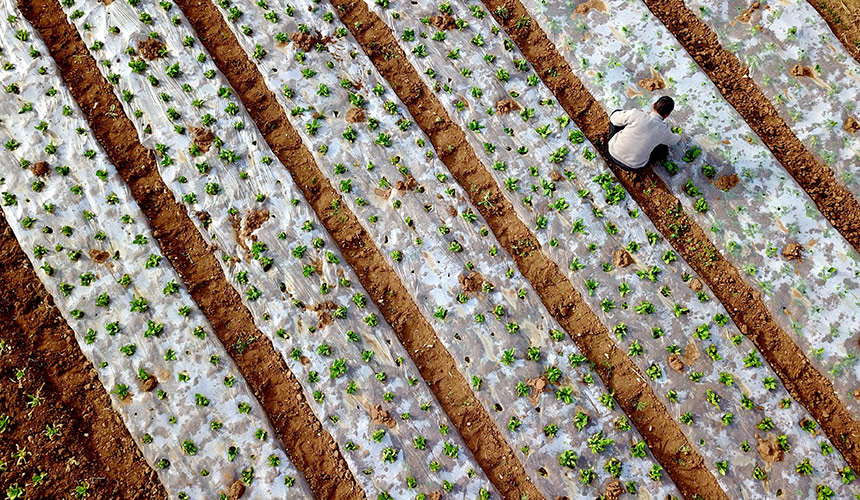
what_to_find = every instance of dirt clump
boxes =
[345,107,366,123]
[637,68,666,91]
[789,64,815,79]
[612,249,632,268]
[88,249,110,264]
[242,209,269,242]
[290,31,323,51]
[682,341,700,367]
[191,126,215,153]
[782,242,804,262]
[394,176,418,192]
[844,116,860,134]
[137,38,165,60]
[370,404,397,429]
[309,301,336,330]
[459,271,484,294]
[429,13,457,31]
[495,98,520,115]
[527,376,549,405]
[550,170,563,182]
[735,2,762,23]
[712,173,739,191]
[668,353,685,373]
[574,0,609,16]
[756,434,784,463]
[228,480,246,500]
[603,480,625,500]
[30,160,51,177]
[141,374,159,392]
[688,277,703,292]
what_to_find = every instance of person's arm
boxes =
[662,125,681,146]
[610,109,634,127]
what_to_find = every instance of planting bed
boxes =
[1,0,859,497]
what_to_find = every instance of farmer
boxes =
[606,96,680,171]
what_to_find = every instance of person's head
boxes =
[653,96,674,119]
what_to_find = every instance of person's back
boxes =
[607,96,680,171]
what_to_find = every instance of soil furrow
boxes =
[643,0,860,254]
[807,0,860,64]
[18,1,362,497]
[162,0,538,498]
[0,213,166,500]
[326,1,729,499]
[481,0,860,474]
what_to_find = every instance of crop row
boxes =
[0,11,312,498]
[357,0,856,496]
[202,0,694,495]
[55,0,497,496]
[523,0,860,416]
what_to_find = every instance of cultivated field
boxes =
[1,0,859,498]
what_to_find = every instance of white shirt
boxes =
[608,109,680,169]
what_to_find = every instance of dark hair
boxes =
[653,96,674,117]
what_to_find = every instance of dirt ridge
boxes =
[807,0,860,64]
[327,0,728,499]
[165,0,538,498]
[0,215,165,499]
[643,0,860,255]
[481,0,860,475]
[18,0,362,497]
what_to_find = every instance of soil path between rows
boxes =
[169,0,538,498]
[0,214,166,500]
[644,0,860,254]
[807,0,860,64]
[328,0,729,499]
[18,0,362,497]
[482,0,860,475]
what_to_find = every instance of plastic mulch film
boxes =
[208,0,685,496]
[215,0,853,496]
[0,8,313,499]
[524,0,860,421]
[685,0,860,199]
[57,0,495,497]
[360,0,857,496]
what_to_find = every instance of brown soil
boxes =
[711,173,739,191]
[30,160,50,177]
[688,277,703,292]
[611,248,632,268]
[755,433,784,464]
[573,0,608,17]
[735,2,763,24]
[345,107,366,123]
[495,98,520,114]
[603,480,624,500]
[88,248,110,263]
[171,0,533,497]
[137,37,165,60]
[845,116,860,134]
[682,341,700,367]
[369,404,397,429]
[334,0,726,498]
[485,0,860,476]
[808,0,860,64]
[0,215,165,499]
[668,353,685,373]
[190,125,215,153]
[429,12,457,31]
[228,480,246,500]
[642,0,860,254]
[789,63,816,79]
[459,270,484,294]
[289,31,324,52]
[19,1,362,497]
[526,376,549,406]
[637,68,665,92]
[782,242,804,261]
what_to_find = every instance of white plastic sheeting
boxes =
[524,0,860,420]
[360,0,858,497]
[0,7,312,499]
[209,0,683,497]
[57,0,495,497]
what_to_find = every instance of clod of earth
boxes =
[345,107,366,123]
[495,98,520,114]
[637,67,666,91]
[712,173,739,191]
[844,116,860,134]
[137,38,166,60]
[782,242,804,262]
[612,248,633,268]
[755,433,785,464]
[573,0,609,17]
